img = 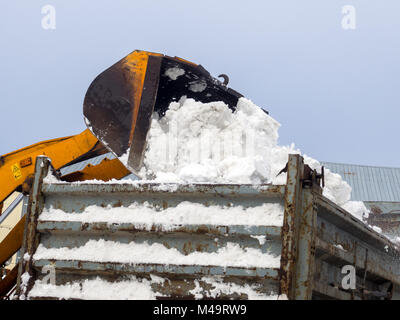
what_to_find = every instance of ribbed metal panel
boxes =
[16,156,400,300]
[60,153,138,181]
[28,182,285,299]
[322,162,400,202]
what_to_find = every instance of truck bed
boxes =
[15,155,400,300]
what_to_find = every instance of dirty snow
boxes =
[164,67,185,80]
[137,96,368,220]
[189,80,207,92]
[29,274,279,300]
[189,276,278,300]
[28,276,165,300]
[33,240,281,269]
[39,201,284,227]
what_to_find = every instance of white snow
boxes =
[21,272,30,287]
[371,225,382,233]
[137,96,368,219]
[39,201,284,228]
[138,97,278,185]
[250,235,267,245]
[29,276,165,300]
[43,170,63,184]
[18,272,31,300]
[188,276,278,300]
[84,116,92,132]
[117,147,130,167]
[333,244,345,251]
[29,274,280,300]
[164,67,185,80]
[33,240,281,269]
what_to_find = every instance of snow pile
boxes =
[139,97,278,184]
[138,97,367,220]
[33,240,281,269]
[39,202,284,228]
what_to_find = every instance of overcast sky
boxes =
[1,1,399,167]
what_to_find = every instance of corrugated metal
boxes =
[364,202,400,215]
[322,162,400,202]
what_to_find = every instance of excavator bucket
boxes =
[83,50,243,175]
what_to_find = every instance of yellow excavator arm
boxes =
[0,129,99,205]
[0,128,131,207]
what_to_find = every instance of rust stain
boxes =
[112,200,122,208]
[182,242,193,255]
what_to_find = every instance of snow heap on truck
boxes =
[135,96,367,221]
[27,97,393,301]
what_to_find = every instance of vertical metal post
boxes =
[15,156,50,299]
[279,154,304,299]
[294,188,317,299]
[279,154,317,300]
[15,196,30,268]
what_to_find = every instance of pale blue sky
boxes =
[1,1,399,166]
